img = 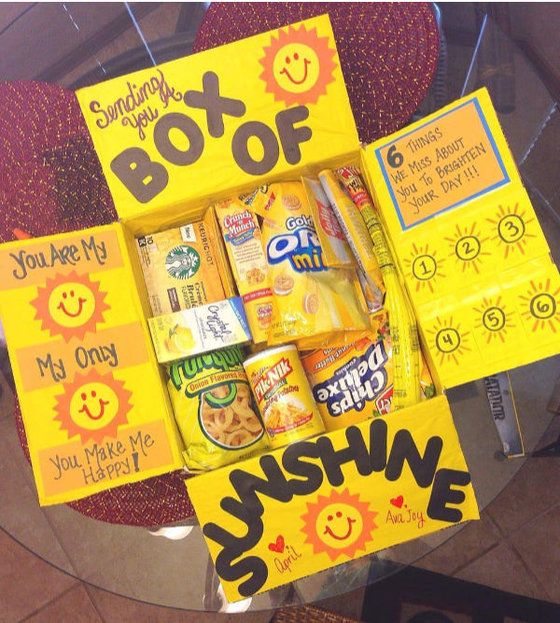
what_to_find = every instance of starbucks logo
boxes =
[165,245,200,280]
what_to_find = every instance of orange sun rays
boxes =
[31,271,109,342]
[300,488,378,562]
[260,24,337,106]
[53,368,132,444]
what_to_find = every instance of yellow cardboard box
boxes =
[2,13,554,600]
[72,14,484,600]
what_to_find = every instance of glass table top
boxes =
[0,2,559,613]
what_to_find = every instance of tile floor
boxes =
[1,3,560,622]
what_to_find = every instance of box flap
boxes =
[187,394,479,601]
[0,224,184,505]
[76,14,359,222]
[362,88,560,387]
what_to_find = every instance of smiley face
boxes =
[48,281,95,328]
[69,381,119,431]
[324,510,356,540]
[316,502,364,550]
[280,51,310,84]
[54,370,132,443]
[273,43,320,94]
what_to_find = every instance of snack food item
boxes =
[216,200,273,343]
[242,181,369,347]
[336,166,422,409]
[149,297,252,363]
[137,221,225,316]
[357,267,383,313]
[319,169,384,303]
[301,336,387,431]
[302,318,435,432]
[273,274,294,296]
[336,166,394,269]
[302,177,353,268]
[244,345,325,449]
[167,346,267,471]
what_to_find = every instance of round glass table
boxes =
[0,3,559,613]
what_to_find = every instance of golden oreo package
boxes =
[167,346,267,471]
[137,221,226,316]
[302,316,435,432]
[215,199,273,343]
[242,181,369,346]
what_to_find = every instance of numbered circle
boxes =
[412,254,437,281]
[455,235,481,261]
[435,327,461,353]
[482,306,506,332]
[529,293,556,320]
[498,214,525,244]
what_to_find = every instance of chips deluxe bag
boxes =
[302,313,436,432]
[166,346,267,471]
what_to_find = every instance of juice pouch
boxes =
[242,181,369,346]
[215,199,273,343]
[166,346,267,471]
[137,221,225,316]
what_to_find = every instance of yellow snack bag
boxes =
[302,177,353,268]
[242,181,369,346]
[318,169,384,302]
[302,315,435,432]
[357,267,384,313]
[136,221,225,316]
[166,346,267,471]
[215,199,273,343]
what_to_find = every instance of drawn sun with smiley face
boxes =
[260,24,337,106]
[53,369,132,443]
[31,271,109,341]
[301,488,378,561]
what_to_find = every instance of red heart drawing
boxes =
[390,495,404,508]
[268,535,285,553]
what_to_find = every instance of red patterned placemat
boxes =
[193,2,439,144]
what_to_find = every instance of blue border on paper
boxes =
[374,98,511,231]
